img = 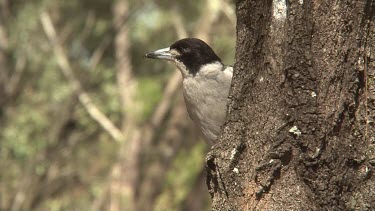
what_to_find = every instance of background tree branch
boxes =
[40,12,125,143]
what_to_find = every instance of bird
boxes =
[145,38,233,145]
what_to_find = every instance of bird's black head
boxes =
[145,38,222,76]
[170,38,222,75]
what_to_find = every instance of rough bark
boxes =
[208,0,375,210]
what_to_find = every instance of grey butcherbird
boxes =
[145,38,232,145]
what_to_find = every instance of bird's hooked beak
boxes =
[144,47,174,61]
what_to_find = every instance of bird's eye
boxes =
[181,47,191,54]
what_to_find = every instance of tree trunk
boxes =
[207,0,375,210]
[112,1,140,210]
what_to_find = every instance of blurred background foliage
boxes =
[0,0,235,210]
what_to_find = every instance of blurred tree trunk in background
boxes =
[0,18,9,119]
[111,0,140,210]
[208,0,375,210]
